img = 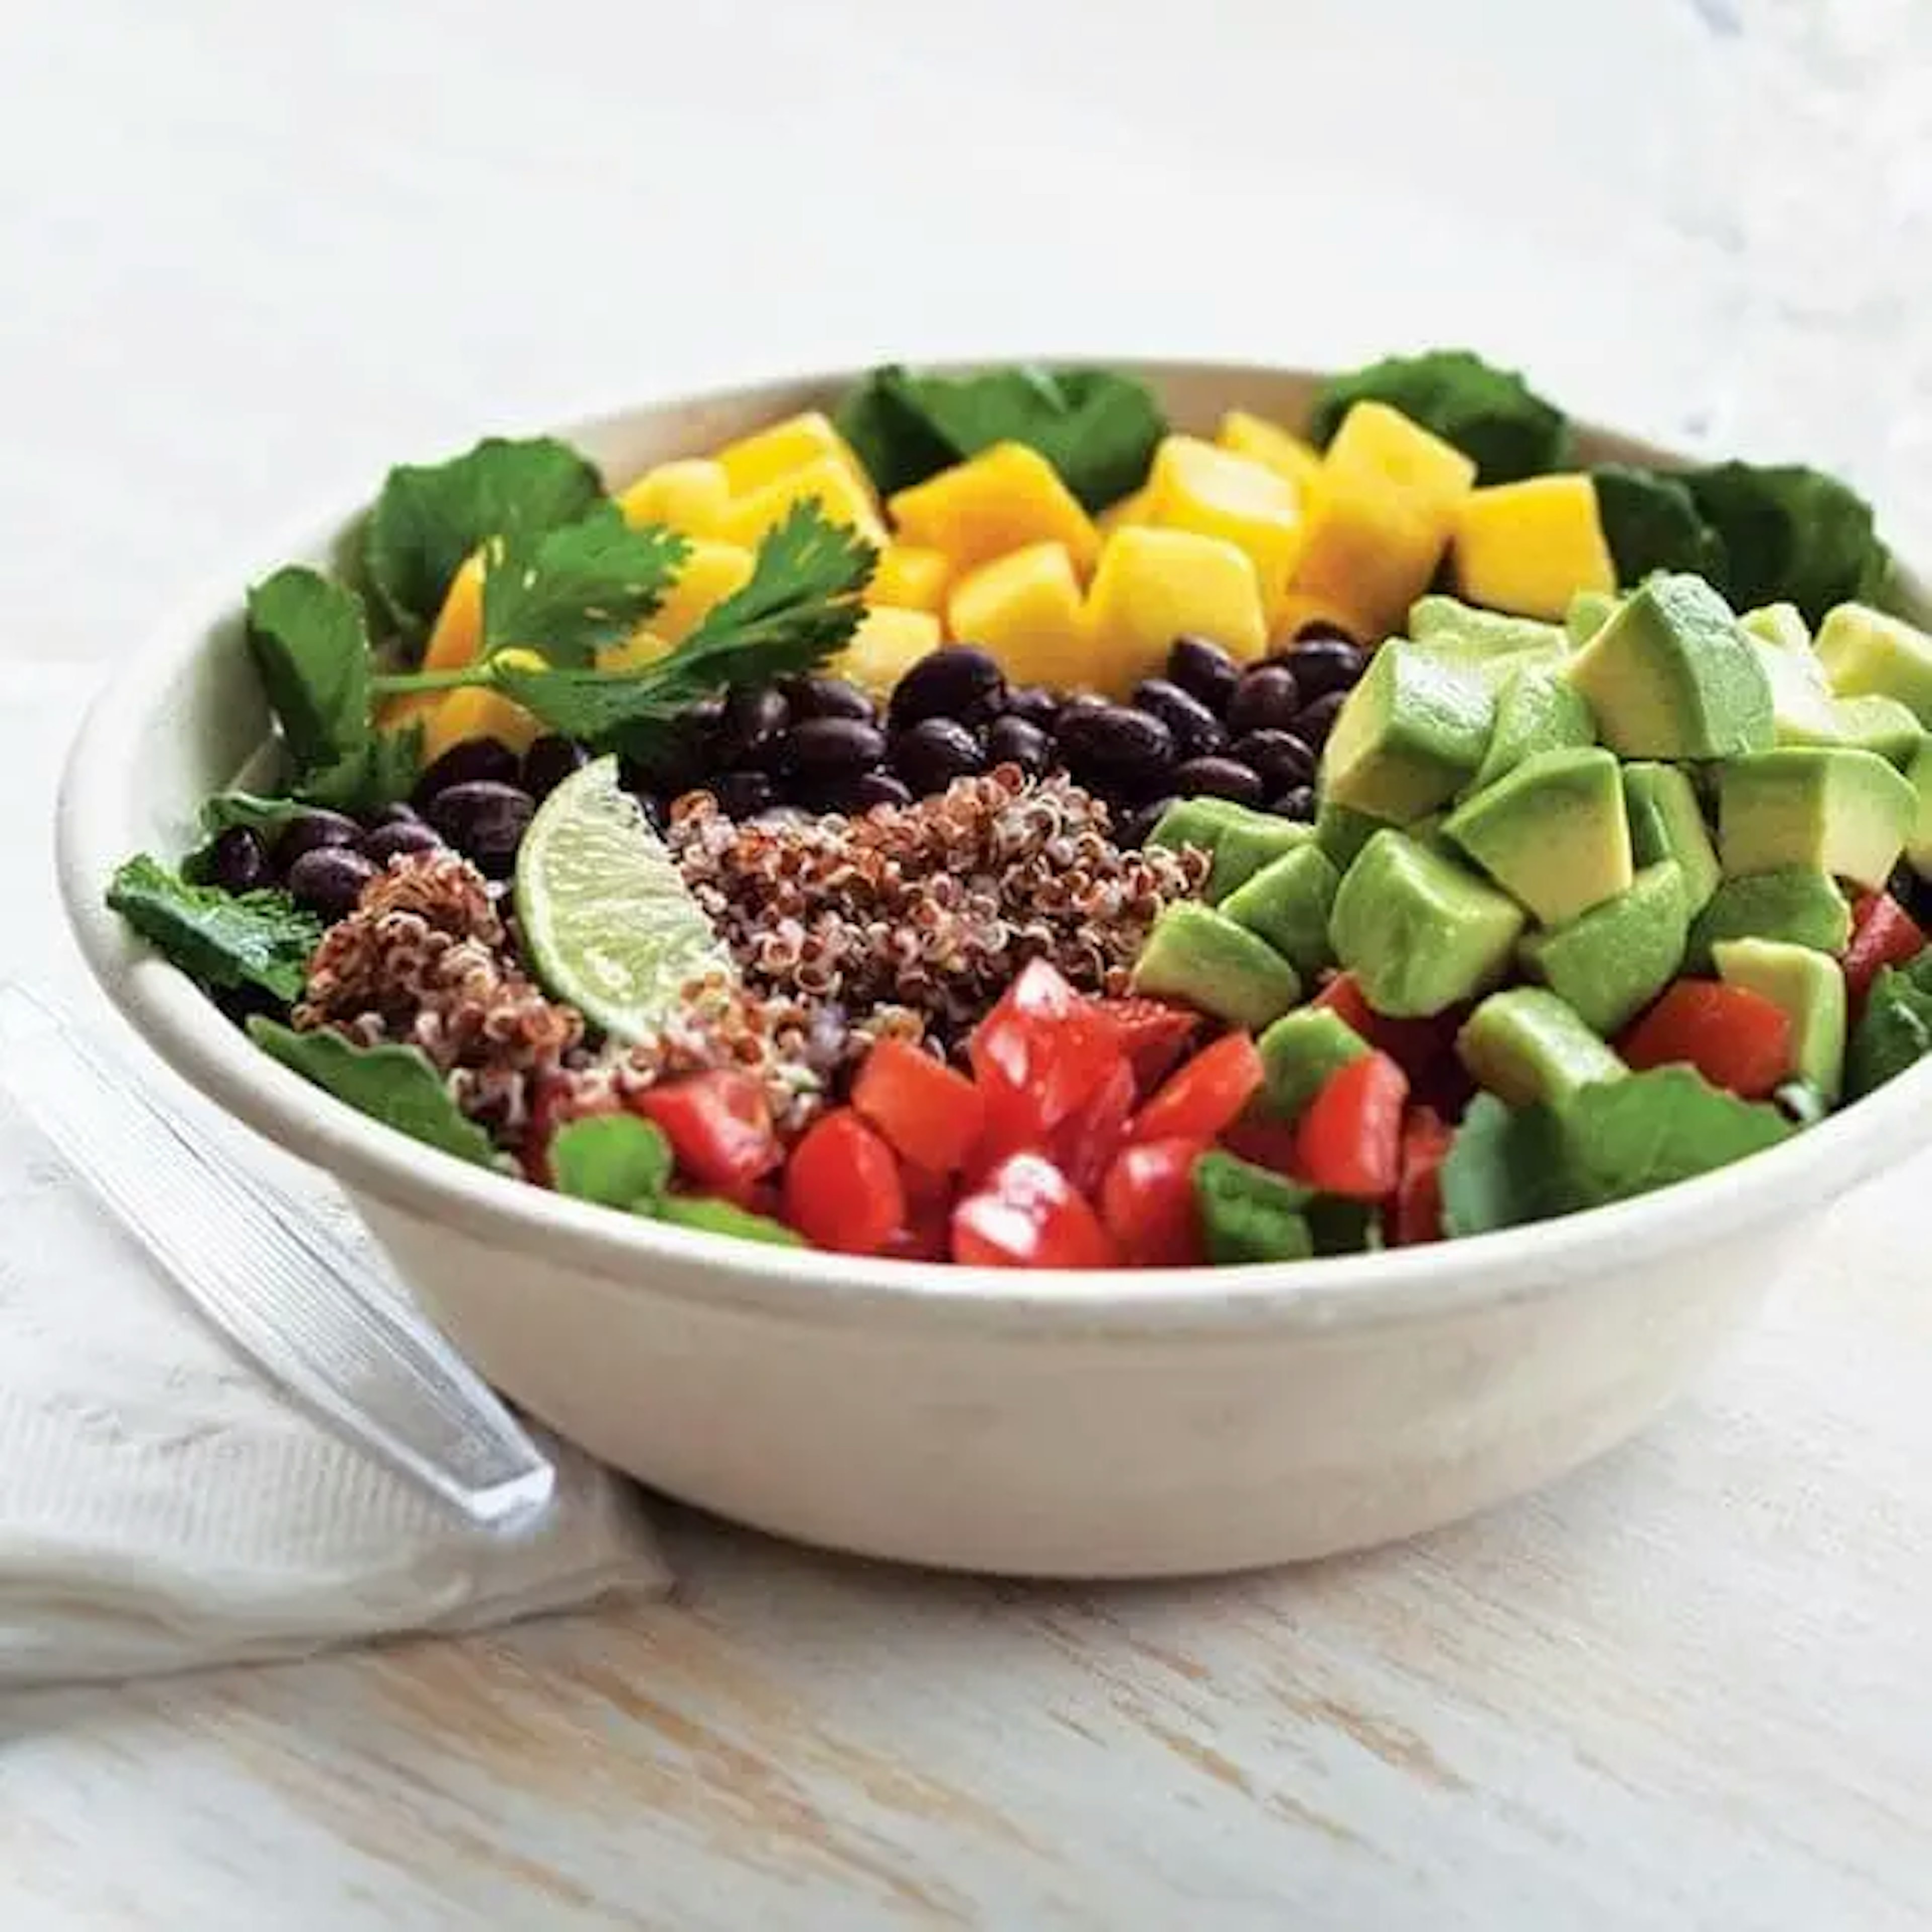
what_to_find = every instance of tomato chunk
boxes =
[1052,1056,1138,1197]
[969,958,1125,1155]
[1311,972,1461,1081]
[951,1153,1117,1269]
[1844,892,1925,1007]
[1099,1136,1207,1267]
[1294,1051,1408,1200]
[852,1037,987,1174]
[1619,979,1793,1099]
[1128,1031,1264,1147]
[1391,1107,1453,1247]
[1217,1107,1306,1180]
[782,1108,906,1255]
[1095,996,1203,1096]
[632,1070,780,1192]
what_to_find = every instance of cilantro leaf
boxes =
[1846,963,1932,1098]
[246,567,372,777]
[107,855,322,1003]
[364,436,605,647]
[1590,464,1729,586]
[549,1113,673,1208]
[1685,462,1883,626]
[299,722,423,814]
[1308,349,1570,484]
[653,1194,806,1247]
[480,505,690,668]
[246,1018,498,1166]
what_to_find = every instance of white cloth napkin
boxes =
[0,666,669,1686]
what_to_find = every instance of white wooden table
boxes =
[3,2,1929,1924]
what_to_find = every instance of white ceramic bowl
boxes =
[56,361,1932,1578]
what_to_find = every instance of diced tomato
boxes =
[1619,979,1793,1099]
[1311,972,1462,1081]
[1843,892,1925,1007]
[1294,1051,1408,1200]
[1128,1031,1264,1147]
[951,1152,1118,1269]
[1099,1136,1207,1267]
[1391,1107,1453,1246]
[895,1154,956,1213]
[782,1108,907,1255]
[851,1037,987,1174]
[1095,996,1203,1096]
[1218,1107,1306,1179]
[969,958,1125,1155]
[1052,1056,1138,1196]
[881,1190,954,1262]
[631,1070,779,1192]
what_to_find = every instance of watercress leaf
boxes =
[834,365,959,497]
[107,855,322,1003]
[1685,461,1881,626]
[1590,464,1729,587]
[1307,348,1570,484]
[364,435,605,647]
[549,1113,673,1209]
[245,566,372,777]
[653,1193,806,1247]
[1846,964,1932,1098]
[246,1017,498,1166]
[1191,1149,1315,1263]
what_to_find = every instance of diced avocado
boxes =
[1132,902,1302,1029]
[1565,588,1620,647]
[1257,1006,1370,1121]
[1192,1151,1314,1265]
[1456,987,1627,1105]
[1442,747,1633,925]
[1221,844,1340,979]
[1320,643,1495,820]
[1407,597,1568,680]
[1716,747,1914,890]
[1518,861,1688,1036]
[1744,619,1845,747]
[1149,797,1312,902]
[1329,830,1525,1017]
[1816,603,1932,725]
[1466,663,1596,791]
[1622,763,1722,912]
[1686,868,1851,970]
[1712,937,1847,1103]
[1566,572,1773,758]
[1833,694,1923,767]
[1740,602,1812,653]
[1314,797,1395,869]
[1907,740,1932,879]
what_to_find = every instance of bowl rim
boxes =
[55,354,1932,1339]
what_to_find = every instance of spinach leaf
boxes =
[246,567,372,777]
[549,1113,672,1208]
[246,1018,498,1166]
[834,366,958,497]
[1685,461,1883,626]
[1845,964,1932,1098]
[1439,1093,1578,1236]
[1590,464,1729,586]
[107,855,321,1003]
[654,1194,806,1247]
[480,504,690,668]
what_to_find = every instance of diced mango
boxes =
[833,605,945,696]
[1270,589,1368,648]
[1322,400,1477,513]
[1216,411,1323,494]
[617,459,731,536]
[1452,474,1616,621]
[596,629,672,675]
[422,550,488,673]
[888,442,1099,576]
[646,539,754,645]
[1097,486,1151,536]
[714,411,867,498]
[418,682,543,762]
[867,542,952,613]
[724,455,887,550]
[1142,435,1305,606]
[1084,527,1267,696]
[946,543,1088,689]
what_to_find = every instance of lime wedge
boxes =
[515,756,728,1042]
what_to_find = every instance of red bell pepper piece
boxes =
[1095,996,1203,1096]
[851,1037,987,1175]
[631,1070,780,1193]
[1099,1136,1208,1267]
[782,1107,907,1256]
[1391,1107,1453,1246]
[1052,1056,1138,1197]
[968,959,1125,1157]
[1311,972,1462,1082]
[1294,1051,1408,1200]
[951,1152,1118,1269]
[1843,891,1925,1007]
[1619,979,1793,1099]
[1127,1031,1264,1147]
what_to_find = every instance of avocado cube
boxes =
[1132,903,1302,1030]
[1456,987,1627,1105]
[1833,694,1923,768]
[1743,618,1846,747]
[1740,602,1813,653]
[1622,762,1722,912]
[1408,595,1566,658]
[1686,868,1851,971]
[1149,798,1313,902]
[1329,831,1525,1017]
[1257,1006,1370,1122]
[1565,588,1619,647]
[1566,572,1773,758]
[1466,663,1596,792]
[1906,740,1932,879]
[1221,844,1340,979]
[1816,603,1932,726]
[1518,861,1689,1036]
[1712,937,1847,1103]
[1315,797,1396,869]
[1320,643,1495,820]
[1717,747,1915,890]
[1443,747,1633,925]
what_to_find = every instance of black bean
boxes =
[848,770,914,811]
[363,819,444,867]
[286,846,378,921]
[1114,796,1177,850]
[721,685,790,759]
[1002,685,1061,729]
[1284,636,1367,700]
[1166,635,1241,714]
[688,694,727,731]
[208,827,271,894]
[786,674,875,722]
[370,801,425,829]
[892,717,987,794]
[1234,729,1316,795]
[784,716,887,778]
[413,737,520,804]
[522,735,589,799]
[1270,784,1317,822]
[274,810,363,869]
[623,739,707,798]
[1225,664,1303,738]
[1289,617,1361,648]
[424,780,535,878]
[1170,756,1264,807]
[709,771,777,819]
[888,646,1006,730]
[985,715,1051,775]
[1059,691,1108,714]
[1133,679,1228,761]
[1298,691,1348,744]
[1054,704,1174,791]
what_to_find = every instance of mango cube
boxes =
[1097,486,1151,535]
[714,411,867,498]
[724,455,887,550]
[421,550,487,673]
[946,542,1088,689]
[418,682,543,761]
[647,539,754,645]
[833,605,945,696]
[1084,527,1267,696]
[1453,474,1615,621]
[888,442,1099,576]
[1322,400,1477,513]
[1270,589,1367,648]
[1142,435,1305,605]
[866,542,952,613]
[1216,411,1323,494]
[617,459,731,536]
